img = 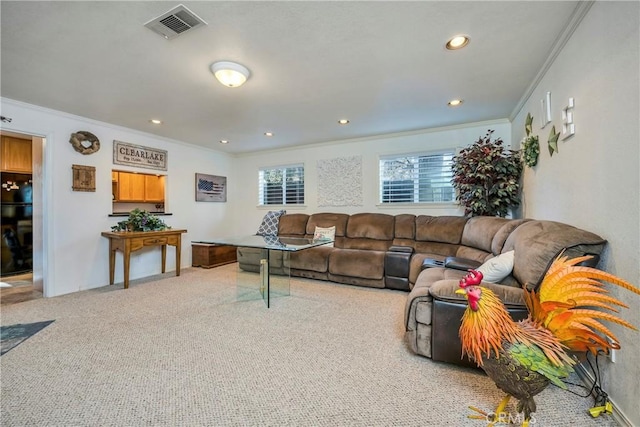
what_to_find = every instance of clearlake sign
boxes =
[113,140,167,171]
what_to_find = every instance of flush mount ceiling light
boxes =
[445,35,470,50]
[448,99,464,107]
[219,140,229,144]
[264,132,273,137]
[149,119,162,124]
[210,61,250,88]
[338,119,350,125]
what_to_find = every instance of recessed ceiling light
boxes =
[264,132,273,137]
[338,119,350,125]
[219,140,229,144]
[446,35,470,50]
[448,99,464,107]
[149,119,162,124]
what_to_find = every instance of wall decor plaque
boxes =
[317,155,363,207]
[72,164,96,192]
[113,140,167,171]
[70,131,100,155]
[195,173,227,202]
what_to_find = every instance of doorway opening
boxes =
[0,130,44,305]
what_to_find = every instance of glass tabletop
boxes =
[193,235,333,251]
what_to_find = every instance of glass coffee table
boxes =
[193,235,333,307]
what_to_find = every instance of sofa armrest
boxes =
[431,297,528,367]
[385,246,414,291]
[429,279,526,307]
[388,245,414,254]
[443,256,482,271]
[422,258,445,270]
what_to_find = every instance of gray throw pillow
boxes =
[256,210,286,235]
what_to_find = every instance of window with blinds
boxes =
[379,152,455,204]
[258,165,305,205]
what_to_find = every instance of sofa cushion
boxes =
[346,213,395,240]
[306,213,349,237]
[503,220,607,289]
[413,266,467,289]
[461,216,511,253]
[409,252,447,285]
[491,219,530,255]
[476,250,515,283]
[455,246,493,263]
[278,213,309,236]
[291,246,333,272]
[413,241,459,258]
[394,214,416,239]
[415,215,467,244]
[329,248,385,280]
[341,238,392,251]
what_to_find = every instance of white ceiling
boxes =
[1,1,580,154]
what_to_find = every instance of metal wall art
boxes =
[195,173,227,202]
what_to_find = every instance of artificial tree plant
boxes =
[451,130,523,217]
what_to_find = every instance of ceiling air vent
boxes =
[144,4,207,40]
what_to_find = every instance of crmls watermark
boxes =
[485,412,537,425]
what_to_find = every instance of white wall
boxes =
[231,120,511,231]
[0,98,235,297]
[511,2,639,425]
[0,100,510,298]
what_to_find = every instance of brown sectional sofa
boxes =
[237,212,607,365]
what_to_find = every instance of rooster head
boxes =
[459,269,483,287]
[456,270,484,311]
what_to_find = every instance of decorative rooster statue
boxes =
[456,255,640,426]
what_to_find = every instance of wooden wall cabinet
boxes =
[117,172,145,201]
[113,171,165,202]
[1,136,32,173]
[144,175,165,202]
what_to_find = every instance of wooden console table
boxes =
[101,229,187,289]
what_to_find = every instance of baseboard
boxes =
[574,362,633,427]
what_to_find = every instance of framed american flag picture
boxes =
[195,173,227,202]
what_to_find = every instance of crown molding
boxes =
[509,1,595,122]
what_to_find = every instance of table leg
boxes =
[108,240,115,285]
[123,242,131,290]
[161,245,167,274]
[266,250,271,307]
[176,240,181,276]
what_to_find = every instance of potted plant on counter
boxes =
[111,208,170,232]
[451,130,523,217]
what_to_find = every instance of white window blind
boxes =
[379,152,455,203]
[258,164,305,205]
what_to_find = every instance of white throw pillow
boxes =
[476,250,515,283]
[313,226,336,247]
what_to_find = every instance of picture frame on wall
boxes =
[195,173,227,202]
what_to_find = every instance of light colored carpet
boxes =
[0,264,617,426]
